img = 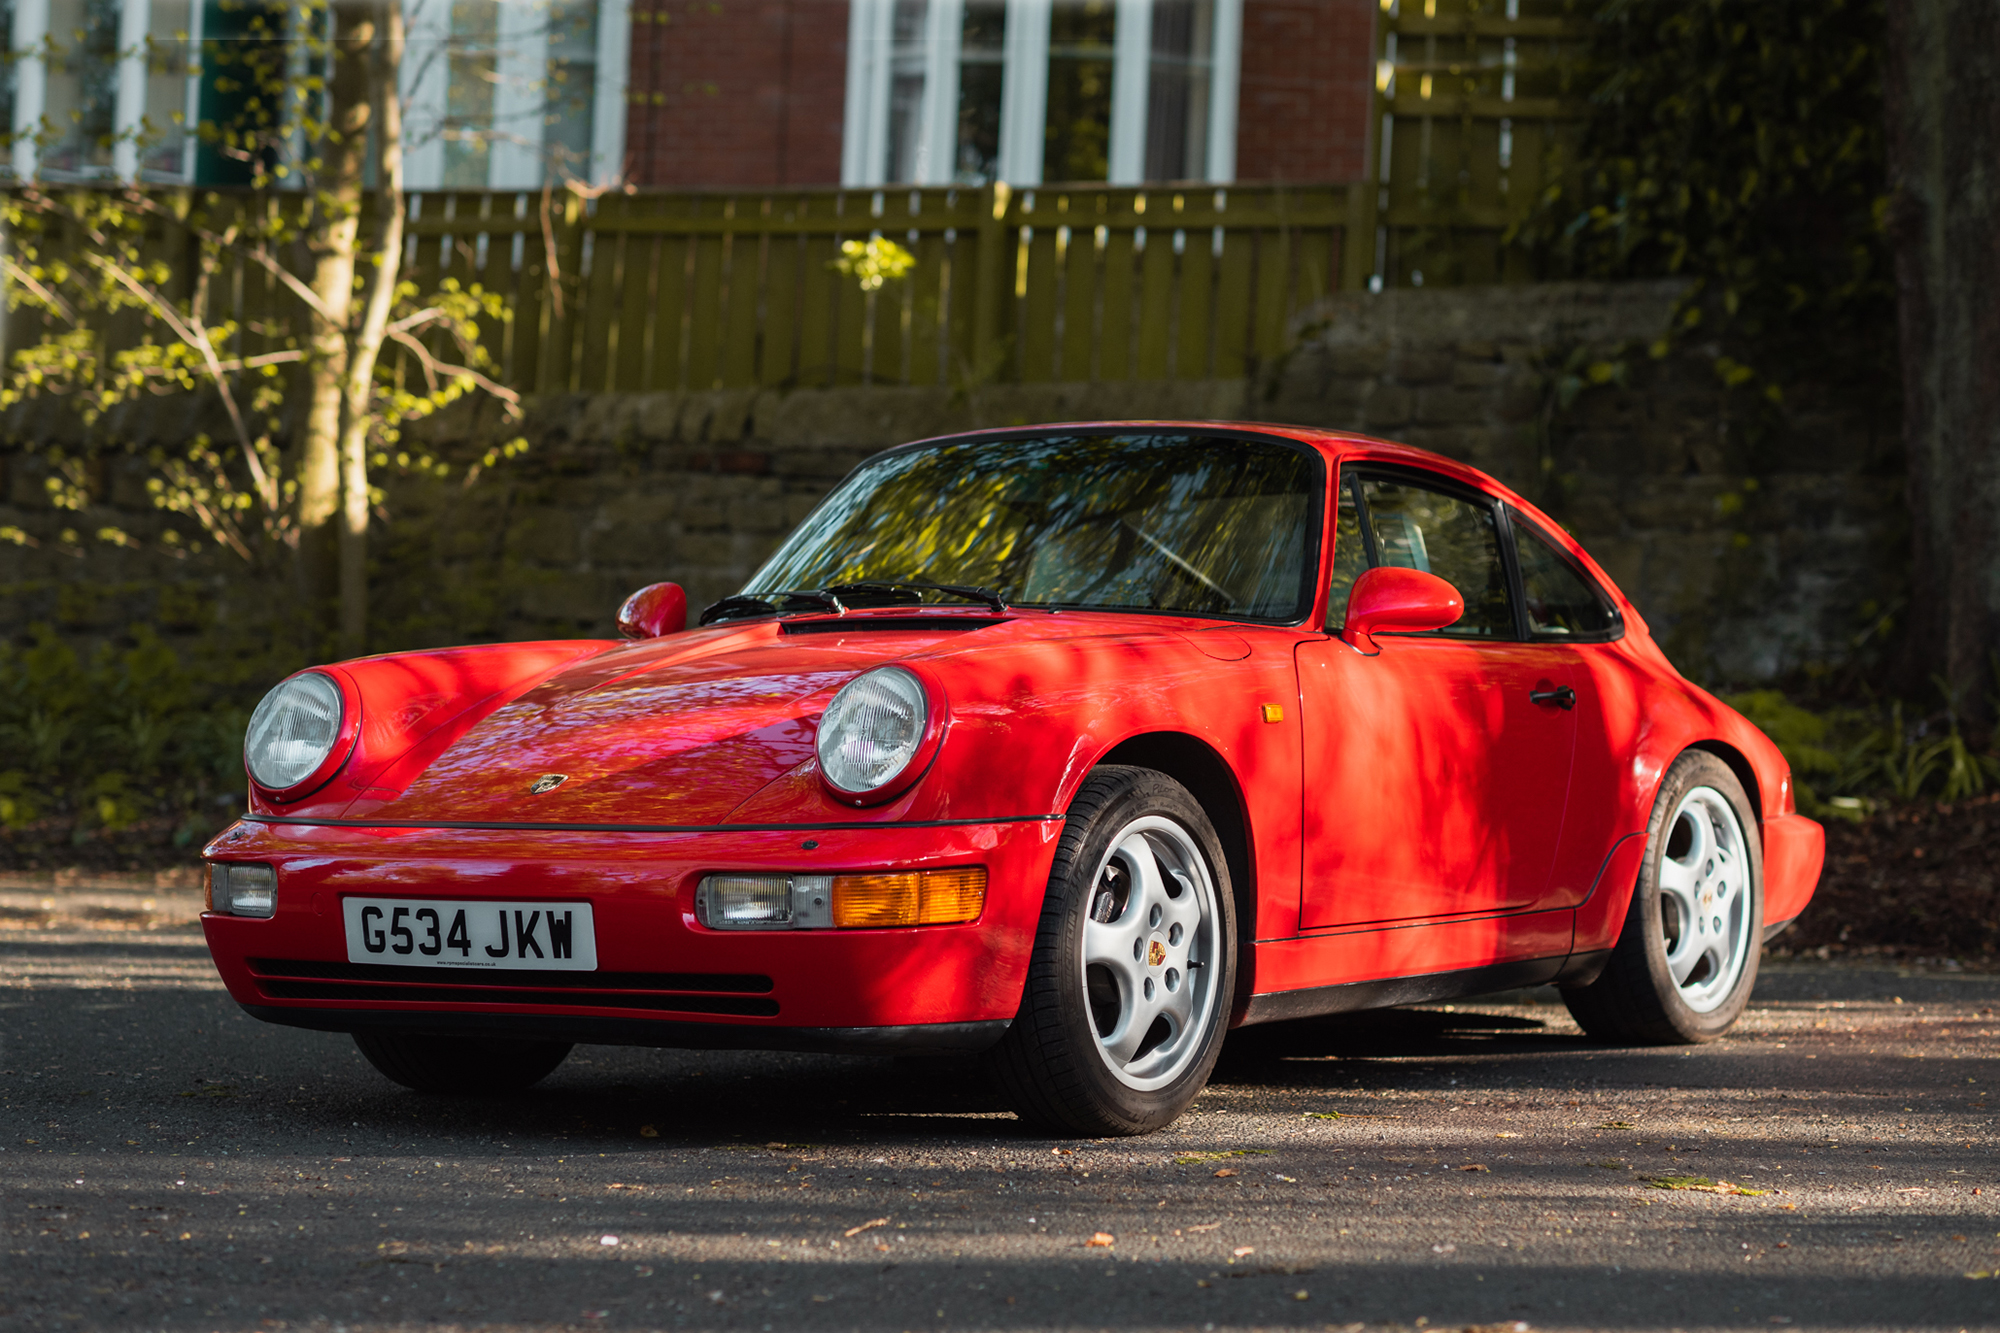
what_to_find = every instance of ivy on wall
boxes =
[1518,0,1893,396]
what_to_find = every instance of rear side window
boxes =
[1512,514,1621,639]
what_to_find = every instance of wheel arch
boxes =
[1686,740,1763,832]
[1095,731,1255,943]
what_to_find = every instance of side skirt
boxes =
[1237,952,1611,1027]
[238,1004,1009,1057]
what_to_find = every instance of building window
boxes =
[0,0,623,186]
[1144,0,1210,181]
[401,0,628,190]
[844,0,1239,188]
[137,0,192,179]
[956,0,1004,182]
[6,0,201,181]
[1041,0,1113,181]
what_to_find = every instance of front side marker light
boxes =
[206,862,277,918]
[696,868,984,930]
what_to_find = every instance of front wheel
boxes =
[352,1030,573,1094]
[985,766,1236,1136]
[1563,750,1763,1044]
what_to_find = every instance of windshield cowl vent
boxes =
[781,615,1011,635]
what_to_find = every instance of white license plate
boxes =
[342,898,597,971]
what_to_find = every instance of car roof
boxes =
[903,417,1512,507]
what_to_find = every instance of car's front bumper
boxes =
[201,815,1064,1051]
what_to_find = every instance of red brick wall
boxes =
[624,0,849,187]
[1234,0,1376,183]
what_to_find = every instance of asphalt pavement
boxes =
[2,896,1997,1333]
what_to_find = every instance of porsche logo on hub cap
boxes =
[528,774,569,795]
[1147,940,1167,967]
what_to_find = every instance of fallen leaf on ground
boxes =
[638,1125,659,1138]
[844,1217,890,1237]
[608,1183,643,1191]
[1187,1222,1222,1232]
[1600,1120,1635,1130]
[1641,1175,1768,1196]
[1086,1232,1115,1248]
[1495,1131,1522,1139]
[1459,1164,1490,1172]
[1231,1246,1255,1257]
[1176,1150,1272,1166]
[1292,1290,1310,1300]
[1213,1168,1237,1178]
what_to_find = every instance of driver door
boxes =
[1295,468,1580,929]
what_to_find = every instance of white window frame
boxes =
[841,0,1241,188]
[11,0,51,179]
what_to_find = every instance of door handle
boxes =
[1530,686,1577,710]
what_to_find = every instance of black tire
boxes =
[352,1030,573,1094]
[1562,751,1763,1044]
[985,766,1236,1136]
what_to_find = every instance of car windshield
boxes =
[740,431,1322,622]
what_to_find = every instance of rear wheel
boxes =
[1563,751,1762,1044]
[985,766,1235,1136]
[352,1030,572,1094]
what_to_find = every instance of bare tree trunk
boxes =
[296,0,379,627]
[1885,0,2000,734]
[337,0,406,655]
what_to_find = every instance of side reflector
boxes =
[832,868,987,928]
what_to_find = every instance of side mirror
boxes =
[616,582,689,639]
[1341,567,1463,653]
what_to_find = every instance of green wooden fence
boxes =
[399,182,1359,394]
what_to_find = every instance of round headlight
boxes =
[244,672,345,792]
[816,666,929,796]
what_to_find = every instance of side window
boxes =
[1357,476,1515,638]
[1513,514,1621,639]
[1324,471,1370,629]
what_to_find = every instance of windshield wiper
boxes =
[699,588,846,626]
[824,581,1008,614]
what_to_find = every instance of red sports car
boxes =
[202,423,1823,1135]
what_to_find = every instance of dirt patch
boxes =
[1776,792,2000,965]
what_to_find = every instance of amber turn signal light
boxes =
[831,868,987,928]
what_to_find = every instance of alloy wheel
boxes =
[1077,816,1222,1090]
[1655,785,1753,1014]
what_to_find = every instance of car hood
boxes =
[334,617,1001,826]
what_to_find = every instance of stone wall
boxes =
[0,280,1903,685]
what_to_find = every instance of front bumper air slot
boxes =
[245,958,779,1017]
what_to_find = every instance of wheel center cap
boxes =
[1147,938,1167,968]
